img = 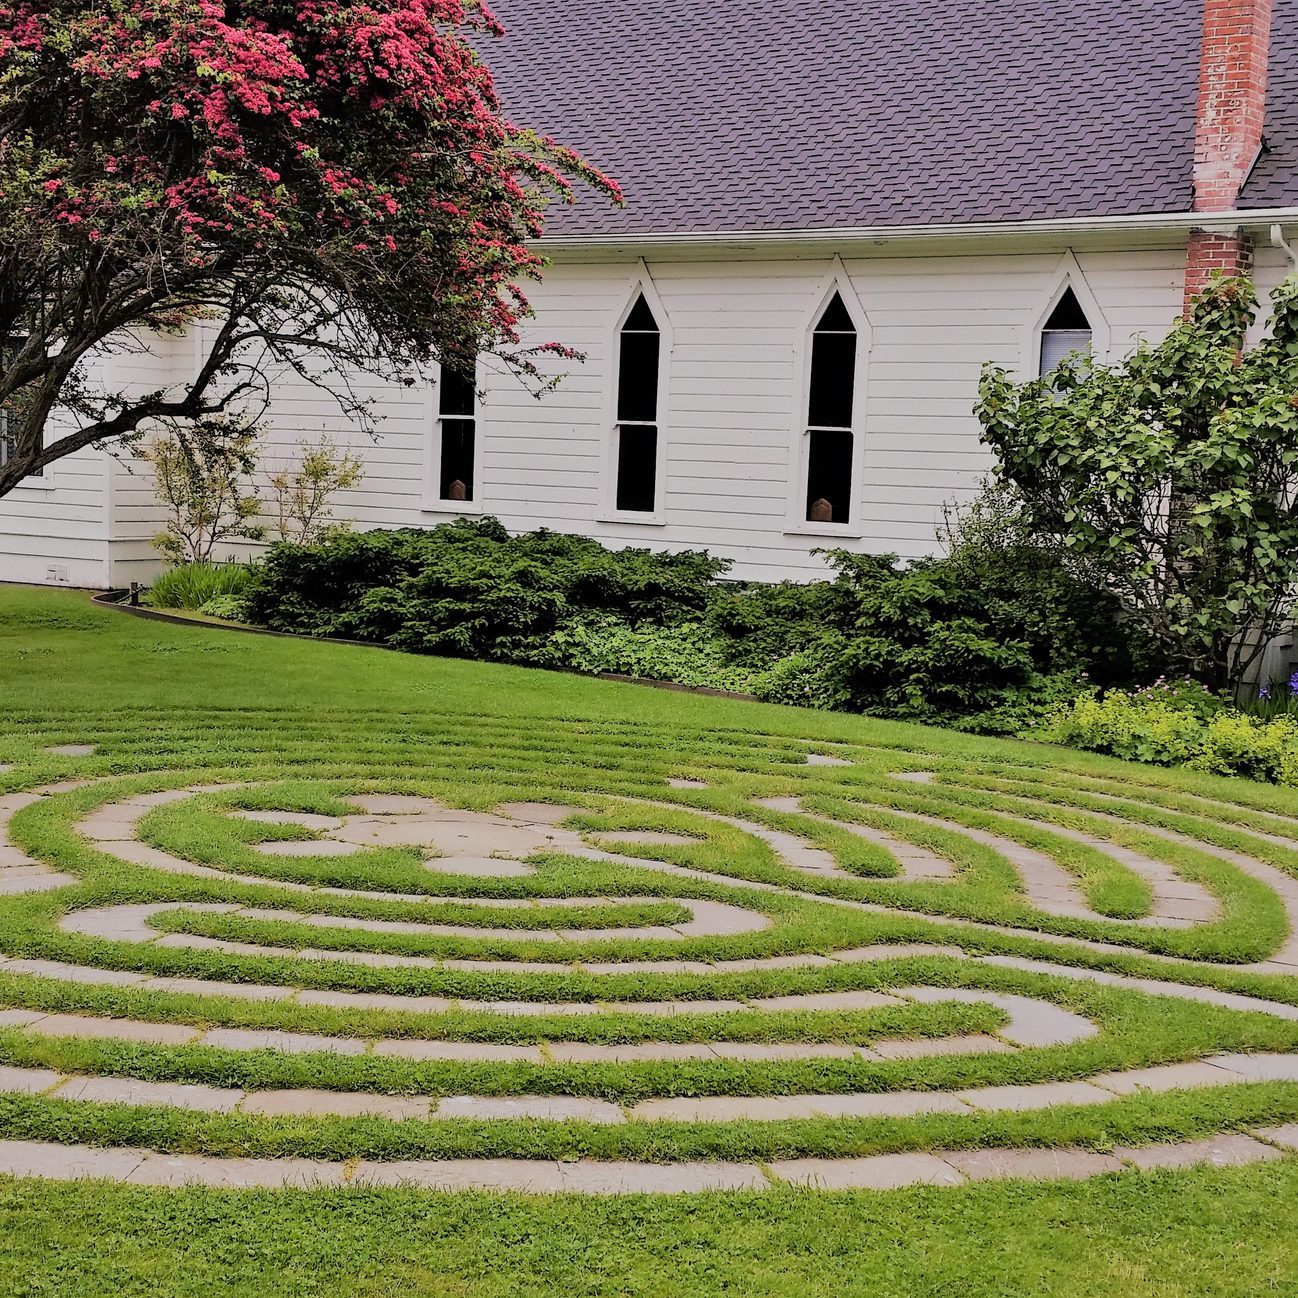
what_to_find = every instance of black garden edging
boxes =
[90,590,762,703]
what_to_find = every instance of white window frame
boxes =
[423,357,486,515]
[1022,250,1110,378]
[784,260,871,538]
[597,262,671,526]
[0,335,54,491]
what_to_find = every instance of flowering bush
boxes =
[0,0,617,493]
[1044,684,1298,786]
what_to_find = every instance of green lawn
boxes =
[1,584,1298,1297]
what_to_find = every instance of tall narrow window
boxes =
[0,408,16,471]
[1038,287,1092,375]
[436,360,476,502]
[804,292,857,524]
[614,294,660,514]
[0,336,39,478]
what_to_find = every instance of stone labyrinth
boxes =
[1,707,1298,1193]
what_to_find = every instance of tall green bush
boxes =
[244,518,728,660]
[979,273,1298,693]
[242,506,1154,731]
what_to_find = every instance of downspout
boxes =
[1271,223,1298,268]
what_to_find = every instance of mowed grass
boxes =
[2,1164,1297,1298]
[2,585,1298,1296]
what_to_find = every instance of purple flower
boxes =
[1260,683,1272,701]
[1288,671,1298,694]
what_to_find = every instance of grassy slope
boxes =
[2,1167,1296,1298]
[2,585,1297,1297]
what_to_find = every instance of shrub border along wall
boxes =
[87,590,761,702]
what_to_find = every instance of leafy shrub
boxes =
[197,593,251,621]
[726,485,1155,729]
[244,518,728,660]
[752,640,853,711]
[776,539,1148,730]
[1044,684,1298,785]
[145,562,253,611]
[549,618,759,692]
[240,496,1156,733]
[707,564,883,670]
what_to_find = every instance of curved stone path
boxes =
[0,1126,1294,1193]
[1,765,1298,1193]
[758,794,1222,926]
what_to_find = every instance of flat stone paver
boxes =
[237,811,345,831]
[556,1160,768,1194]
[870,1035,1011,1060]
[1208,1052,1298,1081]
[1255,1123,1298,1150]
[751,990,902,1012]
[0,1139,146,1179]
[6,958,146,986]
[126,1153,345,1189]
[1092,1060,1248,1094]
[240,1089,432,1120]
[630,1092,970,1122]
[495,803,583,824]
[0,873,76,894]
[434,1096,624,1124]
[772,1152,965,1189]
[352,1158,565,1193]
[0,1065,61,1093]
[422,856,534,877]
[14,773,1298,1203]
[45,745,97,758]
[0,1009,48,1028]
[347,795,443,815]
[375,1039,545,1063]
[28,1014,199,1046]
[144,975,295,1002]
[258,840,364,858]
[1117,1133,1284,1169]
[944,1147,1125,1182]
[956,1081,1115,1113]
[202,1028,368,1056]
[53,1076,242,1113]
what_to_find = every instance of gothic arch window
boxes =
[803,292,858,524]
[612,293,661,514]
[1038,286,1093,376]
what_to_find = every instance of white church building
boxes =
[4,0,1298,588]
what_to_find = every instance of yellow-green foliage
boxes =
[1046,689,1298,786]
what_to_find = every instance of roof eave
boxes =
[537,206,1298,256]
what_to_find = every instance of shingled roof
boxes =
[485,0,1298,239]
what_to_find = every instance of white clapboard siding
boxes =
[4,237,1245,587]
[0,335,182,588]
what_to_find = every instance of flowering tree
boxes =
[978,275,1298,694]
[0,0,618,496]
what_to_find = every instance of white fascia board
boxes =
[537,207,1298,259]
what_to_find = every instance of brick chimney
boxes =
[1184,0,1274,310]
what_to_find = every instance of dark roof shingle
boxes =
[484,0,1298,238]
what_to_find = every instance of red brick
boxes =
[1185,0,1272,309]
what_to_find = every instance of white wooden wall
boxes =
[11,235,1286,588]
[0,334,183,589]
